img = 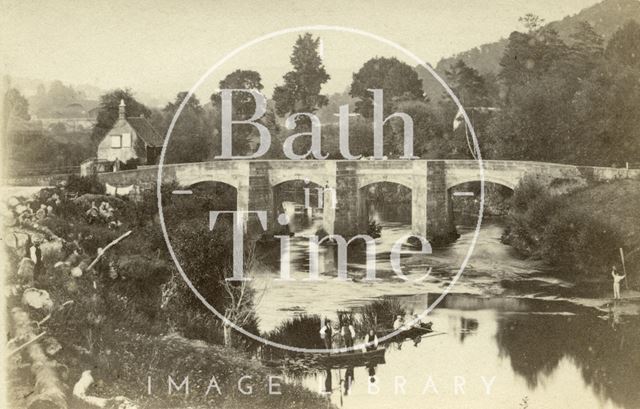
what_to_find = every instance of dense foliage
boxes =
[503,177,628,279]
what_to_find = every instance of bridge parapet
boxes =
[10,159,638,243]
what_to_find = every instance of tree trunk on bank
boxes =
[11,307,67,409]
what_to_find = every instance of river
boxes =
[252,202,640,409]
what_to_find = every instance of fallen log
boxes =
[11,307,67,409]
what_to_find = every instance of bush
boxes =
[505,177,625,278]
[66,174,105,195]
[540,210,623,275]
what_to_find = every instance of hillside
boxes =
[418,0,640,99]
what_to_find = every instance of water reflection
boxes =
[495,302,640,409]
[254,196,639,408]
[279,295,639,409]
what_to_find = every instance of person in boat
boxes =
[393,315,406,349]
[341,322,356,348]
[393,315,405,331]
[411,313,433,331]
[364,329,378,351]
[320,320,334,350]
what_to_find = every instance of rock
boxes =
[44,337,62,356]
[41,239,63,261]
[14,204,27,214]
[70,266,83,278]
[17,258,35,284]
[22,288,53,310]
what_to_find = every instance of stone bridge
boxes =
[94,159,638,241]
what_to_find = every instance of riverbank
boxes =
[502,178,640,297]
[2,183,335,409]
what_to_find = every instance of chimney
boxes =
[119,99,126,120]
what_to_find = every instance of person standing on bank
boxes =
[612,266,626,300]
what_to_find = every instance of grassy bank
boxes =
[503,178,640,287]
[4,179,334,409]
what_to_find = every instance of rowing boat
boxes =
[380,325,433,340]
[318,347,386,366]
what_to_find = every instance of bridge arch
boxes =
[269,173,328,189]
[356,175,414,191]
[358,181,413,226]
[446,175,517,191]
[183,176,242,189]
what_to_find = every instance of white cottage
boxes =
[96,100,163,166]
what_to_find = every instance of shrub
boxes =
[505,177,626,278]
[540,210,623,275]
[66,174,106,195]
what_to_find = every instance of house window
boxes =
[111,135,121,148]
[122,133,131,148]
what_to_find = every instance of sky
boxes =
[1,0,603,105]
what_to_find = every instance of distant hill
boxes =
[417,0,640,99]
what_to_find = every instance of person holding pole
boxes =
[611,266,626,300]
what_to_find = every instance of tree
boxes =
[163,92,213,164]
[91,89,151,143]
[393,100,445,158]
[570,21,604,60]
[519,14,545,32]
[573,61,640,166]
[444,60,490,107]
[605,20,640,68]
[212,69,264,119]
[2,88,31,168]
[211,70,278,156]
[499,15,568,90]
[272,33,330,119]
[3,87,30,137]
[350,57,424,118]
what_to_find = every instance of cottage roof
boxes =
[126,116,164,147]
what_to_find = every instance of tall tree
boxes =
[444,60,489,106]
[499,15,568,91]
[570,21,604,61]
[3,88,30,131]
[573,61,640,166]
[272,33,330,118]
[2,88,31,174]
[440,60,493,158]
[212,69,264,120]
[605,20,640,68]
[211,70,278,156]
[350,57,424,118]
[163,92,213,164]
[91,89,151,143]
